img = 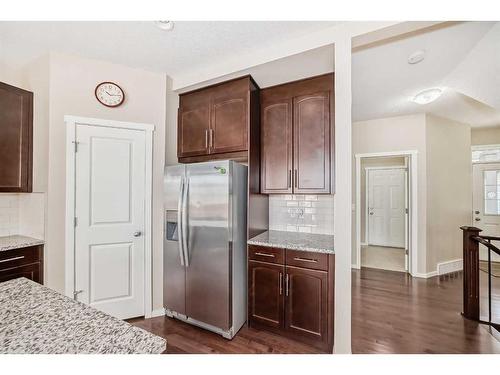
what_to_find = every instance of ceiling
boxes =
[1,21,498,128]
[0,21,337,79]
[352,21,500,127]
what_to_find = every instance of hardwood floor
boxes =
[130,268,500,354]
[352,268,500,354]
[130,316,323,354]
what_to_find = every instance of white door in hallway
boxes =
[473,163,500,262]
[367,168,406,248]
[74,123,146,319]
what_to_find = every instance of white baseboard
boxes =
[412,271,438,279]
[151,307,166,318]
[360,242,368,247]
[437,259,463,275]
[351,263,360,269]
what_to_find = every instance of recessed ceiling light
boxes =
[411,88,443,105]
[408,50,426,64]
[155,21,174,31]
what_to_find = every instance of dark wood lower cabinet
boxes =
[248,261,284,329]
[248,245,334,352]
[285,266,328,345]
[0,245,43,284]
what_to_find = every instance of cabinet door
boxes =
[260,99,293,193]
[293,91,331,194]
[0,82,33,192]
[178,91,210,158]
[210,82,248,154]
[285,266,328,343]
[248,260,285,329]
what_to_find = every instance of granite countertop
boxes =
[0,235,45,252]
[0,278,166,354]
[248,230,334,255]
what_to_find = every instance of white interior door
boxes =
[74,123,146,319]
[473,163,500,262]
[368,168,406,248]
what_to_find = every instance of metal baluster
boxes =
[488,239,492,325]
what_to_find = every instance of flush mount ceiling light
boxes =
[411,88,443,105]
[155,21,174,31]
[408,49,426,64]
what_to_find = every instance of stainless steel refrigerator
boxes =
[163,160,247,339]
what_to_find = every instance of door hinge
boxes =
[72,141,79,152]
[74,217,78,227]
[405,249,409,255]
[405,208,409,214]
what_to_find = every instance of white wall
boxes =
[471,127,500,145]
[352,114,428,274]
[44,53,167,313]
[425,114,472,271]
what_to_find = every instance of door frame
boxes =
[354,150,418,276]
[64,115,155,318]
[365,166,407,249]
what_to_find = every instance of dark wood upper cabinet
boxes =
[211,80,249,154]
[260,74,333,194]
[248,260,285,329]
[177,76,258,163]
[293,91,330,194]
[260,99,293,194]
[177,90,211,158]
[285,266,328,343]
[0,81,33,192]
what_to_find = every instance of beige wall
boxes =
[425,114,472,271]
[165,76,179,166]
[471,127,500,145]
[353,113,473,275]
[0,62,25,87]
[352,114,427,274]
[360,156,406,244]
[45,53,167,313]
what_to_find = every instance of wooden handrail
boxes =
[478,235,500,242]
[473,236,500,256]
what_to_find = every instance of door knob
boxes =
[475,218,481,222]
[475,210,480,214]
[133,231,143,237]
[369,212,374,215]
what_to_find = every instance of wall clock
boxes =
[95,81,125,107]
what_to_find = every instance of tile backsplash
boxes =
[0,193,45,239]
[0,194,20,236]
[269,195,334,235]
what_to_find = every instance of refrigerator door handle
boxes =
[182,177,190,267]
[177,177,185,266]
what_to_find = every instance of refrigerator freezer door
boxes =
[164,165,186,315]
[185,161,231,330]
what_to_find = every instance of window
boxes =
[472,146,500,163]
[484,170,500,215]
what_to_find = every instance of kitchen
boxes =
[0,31,335,353]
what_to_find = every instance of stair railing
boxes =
[460,226,500,328]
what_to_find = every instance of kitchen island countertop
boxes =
[0,278,166,354]
[247,230,334,255]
